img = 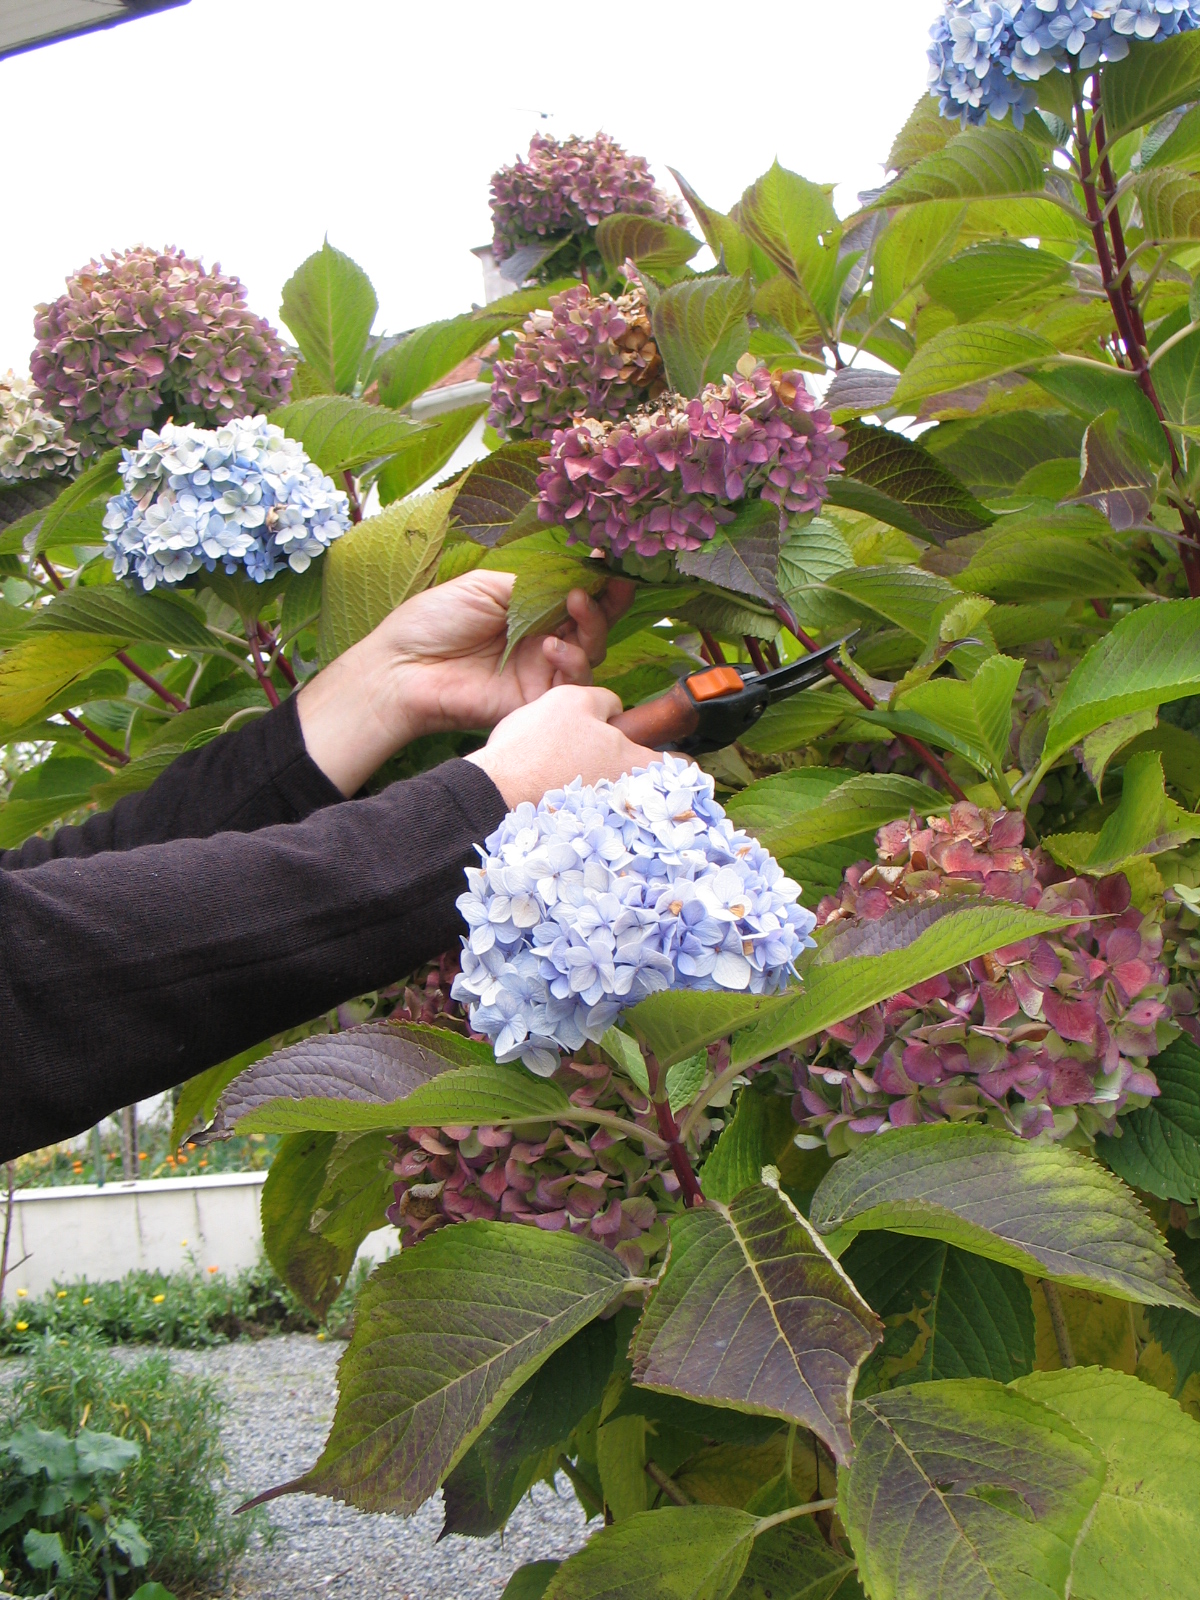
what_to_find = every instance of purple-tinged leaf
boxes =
[630,1181,882,1464]
[826,421,994,544]
[650,275,753,398]
[1065,409,1155,532]
[595,213,701,277]
[676,499,779,603]
[823,369,900,417]
[451,440,545,547]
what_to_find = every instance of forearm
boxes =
[1,696,344,870]
[0,758,506,1161]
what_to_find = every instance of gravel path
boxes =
[169,1333,588,1600]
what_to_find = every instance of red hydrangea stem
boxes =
[772,599,967,802]
[744,635,770,675]
[342,470,363,524]
[246,625,282,710]
[38,556,188,712]
[256,621,298,690]
[60,709,128,766]
[645,1052,704,1208]
[700,630,726,666]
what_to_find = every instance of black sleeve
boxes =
[0,758,507,1161]
[1,695,344,871]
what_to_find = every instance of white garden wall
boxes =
[2,1172,397,1301]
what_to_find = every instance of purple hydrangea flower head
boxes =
[387,1056,688,1273]
[32,246,293,458]
[536,366,846,559]
[102,416,350,590]
[451,754,816,1076]
[488,279,664,441]
[927,1,1200,128]
[490,132,685,264]
[791,801,1192,1152]
[0,372,77,484]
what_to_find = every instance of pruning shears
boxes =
[612,635,855,754]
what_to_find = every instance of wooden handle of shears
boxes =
[611,681,700,748]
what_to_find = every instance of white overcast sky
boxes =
[1,0,937,372]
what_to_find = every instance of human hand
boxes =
[465,685,660,808]
[297,569,635,796]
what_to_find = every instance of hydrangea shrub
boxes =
[451,755,816,1075]
[490,132,685,264]
[32,247,293,458]
[102,417,349,589]
[792,803,1177,1149]
[488,280,664,441]
[0,372,77,484]
[536,366,846,557]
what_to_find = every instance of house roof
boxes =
[0,0,188,62]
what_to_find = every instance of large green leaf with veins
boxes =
[545,1506,758,1600]
[809,1123,1198,1308]
[1013,1367,1200,1600]
[630,1181,882,1463]
[279,1223,628,1513]
[869,126,1046,207]
[839,1379,1105,1600]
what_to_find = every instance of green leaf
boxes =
[25,586,216,649]
[2,447,123,558]
[730,1521,858,1600]
[699,1088,799,1204]
[1102,31,1200,139]
[479,532,607,667]
[871,125,1046,207]
[1012,1366,1200,1600]
[810,1122,1198,1308]
[740,689,852,754]
[1032,364,1168,466]
[318,486,455,664]
[1039,599,1200,775]
[1083,749,1200,870]
[725,770,948,858]
[1064,409,1155,531]
[1133,164,1200,250]
[923,410,1086,494]
[451,440,545,547]
[1097,1036,1200,1204]
[924,240,1071,320]
[207,1022,476,1135]
[729,902,1090,1067]
[0,754,107,849]
[598,1026,651,1093]
[844,1232,1035,1390]
[503,1563,562,1600]
[626,991,789,1071]
[595,214,702,276]
[1147,326,1200,426]
[260,1131,363,1317]
[953,516,1144,603]
[839,1379,1105,1600]
[372,1057,572,1129]
[631,1181,881,1463]
[442,1317,616,1536]
[24,1528,73,1575]
[891,322,1055,412]
[170,1043,274,1148]
[377,311,512,411]
[676,499,780,603]
[893,654,1023,776]
[280,242,378,394]
[545,1506,756,1600]
[868,203,966,321]
[670,171,754,276]
[374,403,487,506]
[287,1224,628,1512]
[737,164,843,325]
[825,564,959,638]
[272,395,423,477]
[0,634,125,738]
[827,421,994,543]
[887,95,960,174]
[650,276,753,398]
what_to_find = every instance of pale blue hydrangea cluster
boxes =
[451,755,817,1076]
[928,1,1200,128]
[102,416,350,590]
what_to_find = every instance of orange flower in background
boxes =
[138,1151,148,1161]
[207,1266,219,1274]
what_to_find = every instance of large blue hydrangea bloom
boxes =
[451,756,817,1076]
[928,1,1200,128]
[103,416,350,590]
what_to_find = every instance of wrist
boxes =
[297,636,425,796]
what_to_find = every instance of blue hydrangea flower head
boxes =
[451,755,817,1076]
[927,1,1200,128]
[102,416,350,590]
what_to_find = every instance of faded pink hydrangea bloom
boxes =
[387,1057,683,1274]
[32,246,293,457]
[490,132,684,263]
[488,279,664,441]
[536,366,846,558]
[793,802,1186,1150]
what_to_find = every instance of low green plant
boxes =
[1,1338,263,1598]
[0,1257,369,1354]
